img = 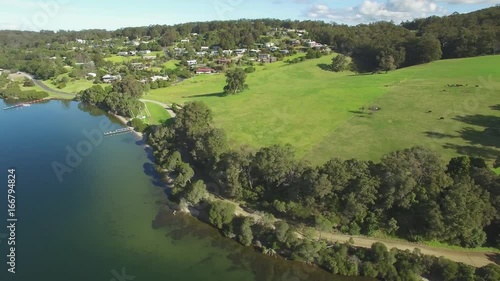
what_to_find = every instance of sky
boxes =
[0,0,498,31]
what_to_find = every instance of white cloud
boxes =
[306,0,449,24]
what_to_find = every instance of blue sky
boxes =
[0,0,498,31]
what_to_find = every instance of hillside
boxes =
[146,54,500,164]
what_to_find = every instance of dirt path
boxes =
[140,99,176,118]
[220,199,497,267]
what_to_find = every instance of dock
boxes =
[3,98,50,110]
[104,127,133,136]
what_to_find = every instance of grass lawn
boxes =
[143,101,172,125]
[144,54,500,165]
[494,168,500,175]
[163,60,180,69]
[42,73,96,94]
[104,55,141,63]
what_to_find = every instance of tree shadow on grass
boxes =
[490,104,500,111]
[424,131,458,139]
[317,63,331,71]
[443,143,500,160]
[453,114,500,129]
[182,92,226,98]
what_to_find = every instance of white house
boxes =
[265,42,275,48]
[180,39,190,43]
[87,73,97,78]
[195,51,207,57]
[200,46,210,51]
[143,56,156,60]
[222,50,233,56]
[117,51,129,56]
[186,60,197,66]
[102,74,121,83]
[76,39,86,44]
[151,75,169,82]
[138,50,151,55]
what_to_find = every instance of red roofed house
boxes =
[196,68,215,74]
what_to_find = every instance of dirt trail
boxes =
[223,199,497,267]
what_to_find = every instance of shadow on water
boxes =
[151,209,371,281]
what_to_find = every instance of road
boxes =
[140,99,177,118]
[16,72,76,98]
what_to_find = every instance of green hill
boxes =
[146,54,500,164]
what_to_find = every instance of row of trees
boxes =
[145,101,500,280]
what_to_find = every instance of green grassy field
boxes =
[42,74,95,94]
[146,54,500,165]
[143,101,172,125]
[163,60,180,69]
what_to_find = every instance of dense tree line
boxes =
[0,74,49,101]
[1,6,498,76]
[76,75,144,117]
[146,101,500,249]
[145,101,500,280]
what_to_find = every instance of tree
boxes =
[378,53,397,73]
[185,180,208,205]
[112,75,144,98]
[275,221,290,243]
[223,68,248,95]
[331,54,350,72]
[494,156,500,169]
[208,201,236,229]
[237,217,254,246]
[23,78,35,87]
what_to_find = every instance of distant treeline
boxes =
[0,6,498,76]
[146,101,500,281]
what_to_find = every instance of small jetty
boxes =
[3,98,49,110]
[104,127,133,136]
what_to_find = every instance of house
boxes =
[270,46,280,52]
[186,60,197,66]
[196,68,215,74]
[173,48,186,55]
[190,33,198,36]
[259,54,277,63]
[210,51,220,57]
[265,42,275,48]
[217,58,232,64]
[130,41,140,46]
[129,51,137,56]
[102,74,121,83]
[143,56,156,60]
[118,51,129,56]
[76,39,86,44]
[200,46,210,51]
[49,56,57,60]
[280,50,290,55]
[138,50,151,55]
[151,75,169,82]
[180,39,190,43]
[250,49,261,54]
[235,48,247,55]
[222,50,233,56]
[87,73,97,78]
[195,51,207,57]
[131,63,144,69]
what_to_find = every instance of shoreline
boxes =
[109,112,144,139]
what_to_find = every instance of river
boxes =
[0,99,368,281]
